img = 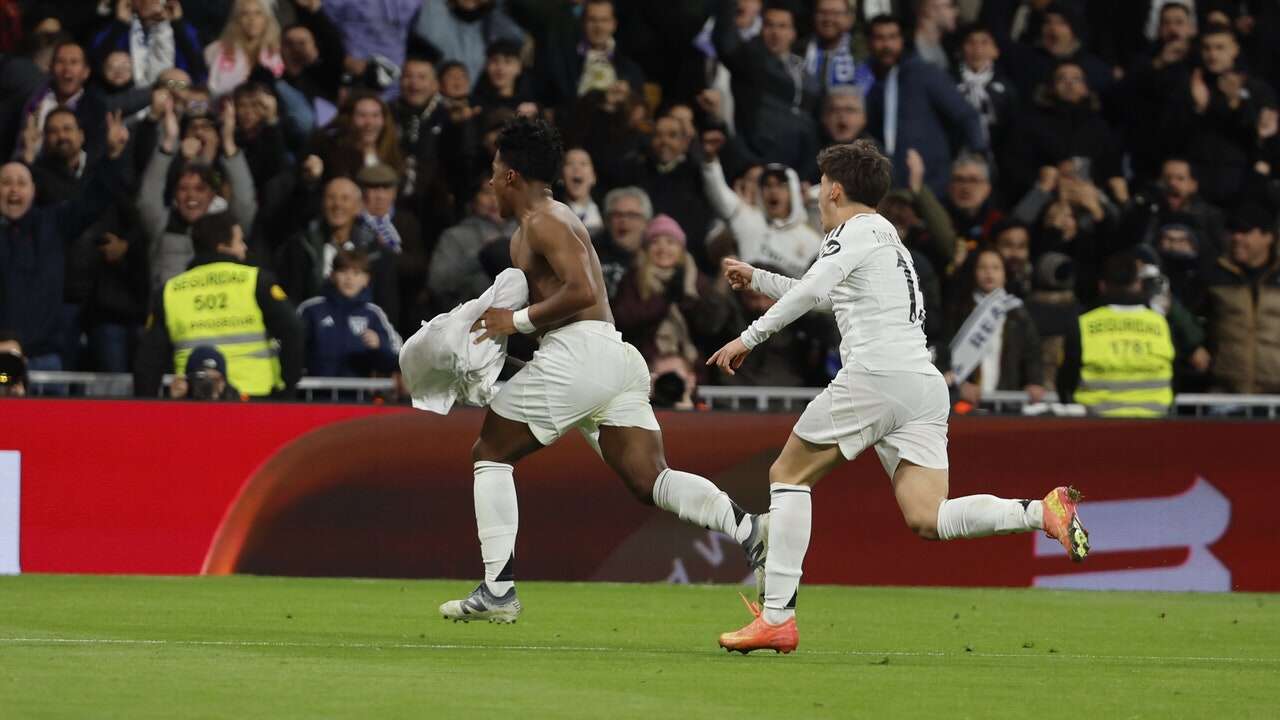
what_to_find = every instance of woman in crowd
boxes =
[205,0,285,99]
[943,247,1046,406]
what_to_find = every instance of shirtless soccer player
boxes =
[440,117,765,623]
[707,140,1090,654]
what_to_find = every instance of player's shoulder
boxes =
[525,201,590,248]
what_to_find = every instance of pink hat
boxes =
[643,214,686,247]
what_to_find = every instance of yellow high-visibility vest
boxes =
[1076,305,1174,417]
[163,262,281,397]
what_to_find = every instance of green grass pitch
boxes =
[1,575,1277,718]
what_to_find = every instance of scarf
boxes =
[578,39,619,97]
[360,210,402,253]
[958,64,996,141]
[949,288,1023,384]
[130,19,175,87]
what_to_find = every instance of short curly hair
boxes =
[496,116,564,184]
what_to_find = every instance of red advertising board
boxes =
[1,398,1276,591]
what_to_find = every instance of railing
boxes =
[22,372,1280,418]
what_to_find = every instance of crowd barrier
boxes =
[2,399,1274,592]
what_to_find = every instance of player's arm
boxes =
[473,214,599,342]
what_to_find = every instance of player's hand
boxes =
[471,308,517,344]
[706,338,751,376]
[722,257,755,290]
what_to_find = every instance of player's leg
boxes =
[440,411,545,623]
[596,424,754,543]
[719,433,843,654]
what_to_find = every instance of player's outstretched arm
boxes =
[724,257,834,312]
[740,259,846,347]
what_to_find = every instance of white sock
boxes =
[935,496,1043,541]
[763,483,811,625]
[652,469,750,543]
[473,461,518,595]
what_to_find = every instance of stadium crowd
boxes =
[0,0,1279,405]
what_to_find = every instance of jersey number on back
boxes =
[895,251,923,325]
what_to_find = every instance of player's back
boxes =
[825,213,936,376]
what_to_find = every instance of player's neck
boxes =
[510,183,553,218]
[827,202,877,230]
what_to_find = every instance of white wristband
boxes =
[512,308,536,334]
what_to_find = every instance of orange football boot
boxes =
[718,593,799,655]
[1043,486,1090,562]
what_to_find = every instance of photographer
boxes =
[169,345,243,401]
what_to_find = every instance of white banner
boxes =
[0,451,18,575]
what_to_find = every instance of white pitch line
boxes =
[0,637,1276,665]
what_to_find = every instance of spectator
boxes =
[0,343,26,397]
[540,0,644,111]
[1004,1,1112,100]
[0,113,130,374]
[136,211,302,399]
[614,214,732,365]
[17,41,107,161]
[24,108,90,207]
[1120,1,1198,181]
[1125,158,1226,264]
[394,56,446,191]
[1058,250,1175,416]
[204,0,285,100]
[280,176,400,325]
[279,0,346,137]
[472,39,536,114]
[559,79,647,193]
[1033,194,1105,302]
[713,0,819,172]
[864,15,987,196]
[95,49,152,118]
[356,162,426,336]
[231,83,287,187]
[954,24,1018,153]
[427,184,515,313]
[138,91,257,291]
[321,0,420,85]
[169,345,244,401]
[945,152,1005,246]
[1153,214,1205,303]
[563,147,603,236]
[311,90,406,182]
[1161,23,1278,204]
[84,215,150,374]
[817,86,868,151]
[413,0,527,94]
[596,186,652,300]
[913,0,960,71]
[1135,245,1212,391]
[701,130,819,279]
[992,220,1034,297]
[1003,61,1122,198]
[802,0,872,95]
[91,0,209,86]
[943,247,1046,405]
[649,353,701,410]
[620,113,713,270]
[297,248,401,378]
[880,149,959,295]
[692,0,761,137]
[1198,205,1280,393]
[1023,251,1082,390]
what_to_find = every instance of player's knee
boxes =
[471,438,499,464]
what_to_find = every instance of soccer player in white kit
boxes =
[707,140,1090,654]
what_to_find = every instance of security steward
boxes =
[135,212,303,398]
[1059,250,1175,417]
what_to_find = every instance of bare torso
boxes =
[509,199,614,332]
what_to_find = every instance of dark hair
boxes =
[866,14,902,35]
[584,0,616,13]
[191,212,239,255]
[51,40,85,64]
[332,249,371,274]
[991,219,1031,240]
[1101,250,1140,289]
[763,0,799,21]
[1159,1,1192,21]
[957,23,996,44]
[486,39,523,61]
[43,106,79,130]
[1162,156,1198,180]
[178,163,221,193]
[1201,22,1236,42]
[817,139,892,206]
[496,116,564,184]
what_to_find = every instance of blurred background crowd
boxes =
[0,0,1277,408]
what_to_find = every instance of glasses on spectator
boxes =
[951,174,987,185]
[160,79,190,92]
[609,211,647,221]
